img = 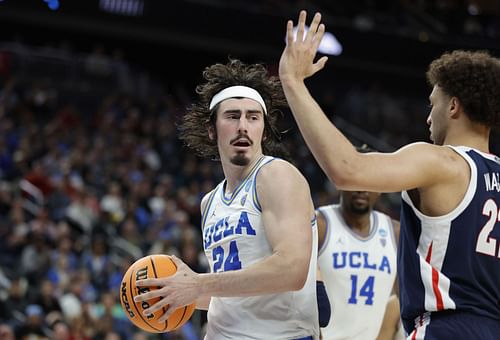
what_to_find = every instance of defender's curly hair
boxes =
[178,58,288,160]
[426,50,500,128]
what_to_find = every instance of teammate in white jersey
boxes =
[134,58,319,339]
[317,146,400,340]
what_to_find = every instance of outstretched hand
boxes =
[133,255,200,322]
[279,10,328,84]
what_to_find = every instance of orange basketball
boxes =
[119,254,196,333]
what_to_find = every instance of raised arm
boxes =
[279,11,461,193]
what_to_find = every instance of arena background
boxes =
[0,1,499,339]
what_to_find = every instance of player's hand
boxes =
[279,10,328,84]
[134,255,199,322]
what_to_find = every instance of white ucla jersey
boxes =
[317,204,397,340]
[201,156,319,340]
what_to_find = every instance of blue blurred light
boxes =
[43,0,60,11]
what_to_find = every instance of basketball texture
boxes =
[119,254,196,333]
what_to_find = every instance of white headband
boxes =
[209,85,267,115]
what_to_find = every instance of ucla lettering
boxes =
[363,252,377,270]
[235,212,256,235]
[204,211,257,248]
[332,252,391,273]
[223,217,234,237]
[213,218,224,242]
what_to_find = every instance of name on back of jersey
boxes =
[484,172,500,192]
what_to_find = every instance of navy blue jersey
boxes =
[398,146,500,336]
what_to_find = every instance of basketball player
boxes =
[279,10,500,339]
[134,58,319,339]
[317,146,400,340]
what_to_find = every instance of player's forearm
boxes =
[198,252,309,297]
[281,78,357,187]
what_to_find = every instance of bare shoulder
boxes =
[414,143,469,177]
[397,142,468,179]
[256,158,309,188]
[255,158,313,210]
[400,142,464,164]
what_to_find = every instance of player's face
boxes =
[213,98,265,167]
[341,190,380,215]
[427,85,451,145]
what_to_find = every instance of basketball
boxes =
[119,254,196,333]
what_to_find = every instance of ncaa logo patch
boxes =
[378,228,387,237]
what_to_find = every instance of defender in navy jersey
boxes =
[135,59,319,339]
[280,10,500,339]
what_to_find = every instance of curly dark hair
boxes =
[178,58,289,160]
[426,50,500,128]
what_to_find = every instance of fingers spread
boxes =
[142,298,169,316]
[136,278,161,287]
[314,56,329,72]
[306,12,322,41]
[296,10,307,42]
[158,307,174,323]
[312,23,326,50]
[286,20,294,45]
[134,288,164,302]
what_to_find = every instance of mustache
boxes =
[230,134,253,145]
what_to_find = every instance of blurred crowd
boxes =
[0,38,428,339]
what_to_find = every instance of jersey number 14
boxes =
[348,275,375,305]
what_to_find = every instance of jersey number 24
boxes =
[212,240,242,272]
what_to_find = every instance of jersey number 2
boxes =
[476,199,500,257]
[212,240,242,272]
[348,275,374,305]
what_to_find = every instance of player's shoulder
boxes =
[401,142,469,174]
[200,188,217,212]
[400,141,448,155]
[402,142,464,159]
[257,157,307,183]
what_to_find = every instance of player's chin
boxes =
[230,153,250,166]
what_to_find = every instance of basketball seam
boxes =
[172,306,189,330]
[150,256,168,332]
[129,260,163,332]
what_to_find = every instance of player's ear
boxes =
[208,125,216,140]
[449,96,460,119]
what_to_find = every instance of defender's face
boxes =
[427,85,451,145]
[341,190,380,215]
[212,98,265,166]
